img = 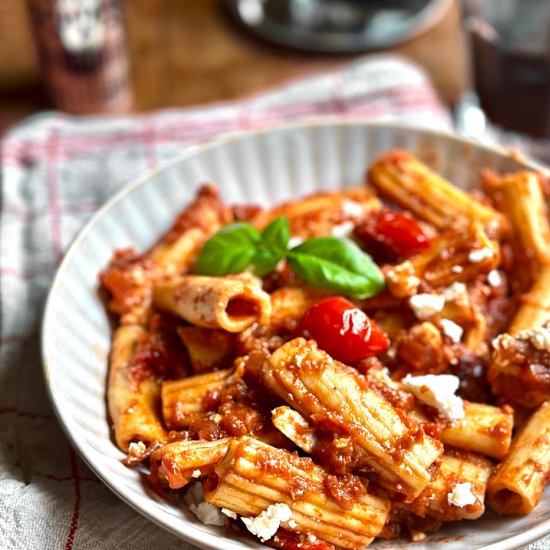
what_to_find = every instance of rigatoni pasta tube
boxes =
[261,338,442,502]
[251,187,381,238]
[384,222,499,297]
[149,438,231,490]
[406,451,493,521]
[482,169,550,288]
[108,325,167,452]
[204,436,390,549]
[177,326,234,374]
[367,150,506,234]
[161,367,237,430]
[487,400,550,515]
[269,286,330,333]
[509,264,550,335]
[150,184,232,276]
[153,275,271,332]
[440,402,514,460]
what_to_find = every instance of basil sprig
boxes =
[193,216,384,299]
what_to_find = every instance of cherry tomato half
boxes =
[356,209,431,258]
[299,297,389,364]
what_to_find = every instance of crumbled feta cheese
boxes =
[494,327,550,352]
[124,441,147,465]
[440,319,464,344]
[517,326,550,351]
[341,200,364,218]
[408,293,445,320]
[447,482,476,507]
[191,469,202,478]
[487,270,502,287]
[272,407,316,453]
[442,282,466,302]
[288,519,298,529]
[127,441,146,456]
[184,483,225,526]
[241,503,292,542]
[307,534,318,543]
[288,236,304,249]
[191,502,225,526]
[401,374,465,421]
[330,221,355,238]
[385,260,420,297]
[468,247,494,263]
[451,265,463,274]
[381,366,393,380]
[221,508,238,519]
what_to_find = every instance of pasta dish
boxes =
[99,149,550,548]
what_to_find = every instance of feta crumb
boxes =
[191,469,202,478]
[124,441,147,465]
[221,508,237,519]
[451,265,463,274]
[212,413,222,424]
[330,221,355,238]
[272,407,316,453]
[307,534,318,543]
[517,326,550,351]
[191,502,225,526]
[487,269,502,287]
[442,282,466,302]
[288,236,304,249]
[384,260,420,297]
[440,319,464,344]
[184,483,225,526]
[468,247,494,263]
[408,293,445,320]
[381,366,393,380]
[341,200,364,218]
[288,519,298,529]
[411,531,428,542]
[447,482,476,507]
[127,441,146,455]
[241,503,292,542]
[401,374,465,421]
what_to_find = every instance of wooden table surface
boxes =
[0,0,467,132]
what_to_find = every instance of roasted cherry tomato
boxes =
[356,208,431,258]
[299,297,389,364]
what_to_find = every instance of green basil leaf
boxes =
[287,237,385,299]
[194,223,261,276]
[261,216,290,253]
[252,247,284,277]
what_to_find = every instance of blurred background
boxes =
[0,0,467,135]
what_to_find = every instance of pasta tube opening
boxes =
[153,275,271,332]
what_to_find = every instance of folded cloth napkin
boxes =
[0,54,543,550]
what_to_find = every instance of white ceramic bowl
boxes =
[42,122,550,550]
